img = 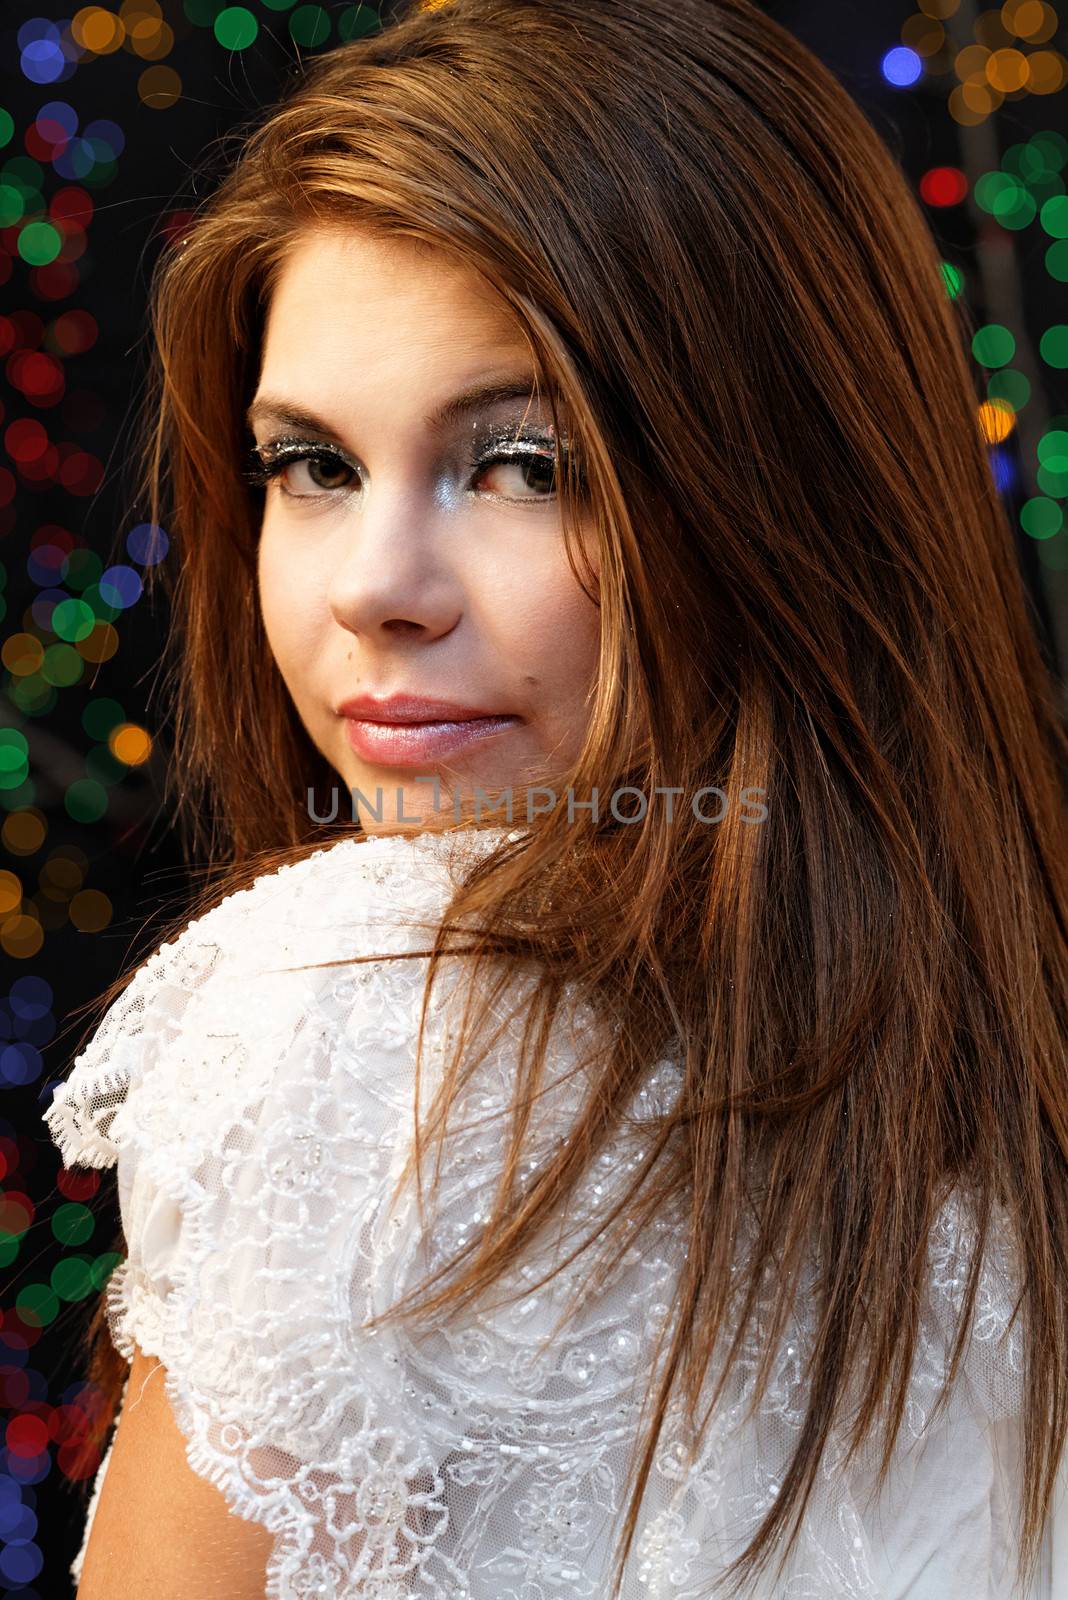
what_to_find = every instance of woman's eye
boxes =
[473,450,562,501]
[245,445,357,499]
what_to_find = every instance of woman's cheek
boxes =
[257,525,310,681]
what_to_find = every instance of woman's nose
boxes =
[324,494,464,644]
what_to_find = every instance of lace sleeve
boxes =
[42,828,534,1599]
[43,914,231,1171]
[43,904,244,1363]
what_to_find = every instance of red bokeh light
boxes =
[49,309,97,356]
[6,1413,51,1459]
[8,350,65,406]
[58,448,104,495]
[0,1191,34,1235]
[50,187,93,230]
[32,260,81,301]
[25,121,69,162]
[159,208,196,249]
[56,1166,100,1201]
[5,418,49,464]
[919,167,969,207]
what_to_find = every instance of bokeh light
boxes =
[882,46,924,87]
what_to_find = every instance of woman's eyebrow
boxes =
[244,375,549,440]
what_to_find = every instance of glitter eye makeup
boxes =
[242,419,586,505]
[243,438,359,499]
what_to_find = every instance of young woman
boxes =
[43,1,1068,1596]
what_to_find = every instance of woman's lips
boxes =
[342,714,521,767]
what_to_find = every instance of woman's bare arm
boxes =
[76,1344,274,1600]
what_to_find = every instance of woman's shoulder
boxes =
[88,820,520,1002]
[184,821,521,956]
[43,825,519,1171]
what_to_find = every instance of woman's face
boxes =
[252,226,601,835]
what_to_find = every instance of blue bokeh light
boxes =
[881,46,923,89]
[9,979,53,1024]
[98,564,143,610]
[36,99,77,140]
[0,1043,44,1089]
[83,118,125,160]
[0,1534,44,1584]
[52,135,100,181]
[29,588,71,632]
[989,445,1018,497]
[127,522,170,565]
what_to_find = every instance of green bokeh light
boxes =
[8,677,55,718]
[0,731,29,790]
[974,171,1017,212]
[82,582,121,623]
[51,1255,96,1302]
[64,778,107,823]
[82,696,125,742]
[1020,497,1064,540]
[51,1203,95,1247]
[290,4,331,45]
[1030,131,1068,173]
[91,1251,123,1291]
[1038,430,1068,472]
[214,5,259,47]
[338,3,383,38]
[51,597,96,643]
[82,156,119,191]
[18,220,62,266]
[987,368,1030,412]
[1047,241,1068,284]
[973,324,1015,368]
[1038,430,1068,498]
[1040,196,1068,240]
[993,187,1037,231]
[65,549,103,592]
[3,155,44,195]
[41,643,83,687]
[0,729,28,763]
[1038,464,1068,499]
[940,261,963,299]
[1040,326,1068,370]
[1006,140,1060,190]
[16,1282,59,1328]
[0,184,24,227]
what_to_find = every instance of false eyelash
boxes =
[242,439,350,491]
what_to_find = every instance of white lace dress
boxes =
[43,825,1068,1599]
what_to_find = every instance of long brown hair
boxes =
[68,0,1068,1593]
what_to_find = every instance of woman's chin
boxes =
[331,767,528,830]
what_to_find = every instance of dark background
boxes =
[0,1,1065,1593]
